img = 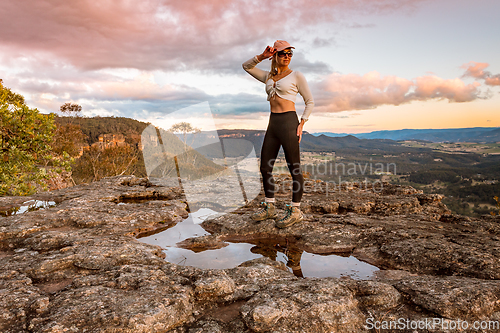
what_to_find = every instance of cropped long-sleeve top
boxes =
[242,56,314,120]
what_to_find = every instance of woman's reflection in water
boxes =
[250,243,304,278]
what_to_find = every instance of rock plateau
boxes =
[1,175,499,332]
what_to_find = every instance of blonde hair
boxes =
[269,53,279,79]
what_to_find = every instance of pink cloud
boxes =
[312,71,481,112]
[462,62,489,79]
[0,0,426,71]
[485,77,500,86]
[461,62,500,86]
[1,58,209,115]
[4,60,484,117]
[316,72,413,110]
[412,76,480,102]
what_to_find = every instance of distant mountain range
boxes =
[214,130,420,155]
[312,127,500,143]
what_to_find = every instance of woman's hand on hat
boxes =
[260,46,276,60]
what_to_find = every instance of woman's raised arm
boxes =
[242,46,276,83]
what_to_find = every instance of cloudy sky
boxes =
[1,0,499,133]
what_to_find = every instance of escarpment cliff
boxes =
[1,175,499,332]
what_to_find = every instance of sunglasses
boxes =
[277,50,293,58]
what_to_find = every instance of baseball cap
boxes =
[273,40,295,52]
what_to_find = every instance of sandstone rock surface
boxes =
[0,175,499,332]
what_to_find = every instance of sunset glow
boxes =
[1,0,498,133]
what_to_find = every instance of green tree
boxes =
[0,80,70,195]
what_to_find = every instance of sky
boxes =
[1,0,499,134]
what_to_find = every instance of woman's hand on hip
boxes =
[297,122,304,143]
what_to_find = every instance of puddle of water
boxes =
[138,208,379,279]
[298,252,377,279]
[0,200,57,217]
[140,208,214,245]
[139,208,214,247]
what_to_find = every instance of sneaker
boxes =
[275,205,303,228]
[251,202,277,221]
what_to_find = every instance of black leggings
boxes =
[260,111,304,203]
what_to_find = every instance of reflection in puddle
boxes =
[138,208,379,279]
[0,200,57,217]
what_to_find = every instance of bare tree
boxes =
[60,103,82,124]
[168,122,201,164]
[168,122,201,148]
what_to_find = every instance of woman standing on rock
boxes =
[242,40,314,228]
